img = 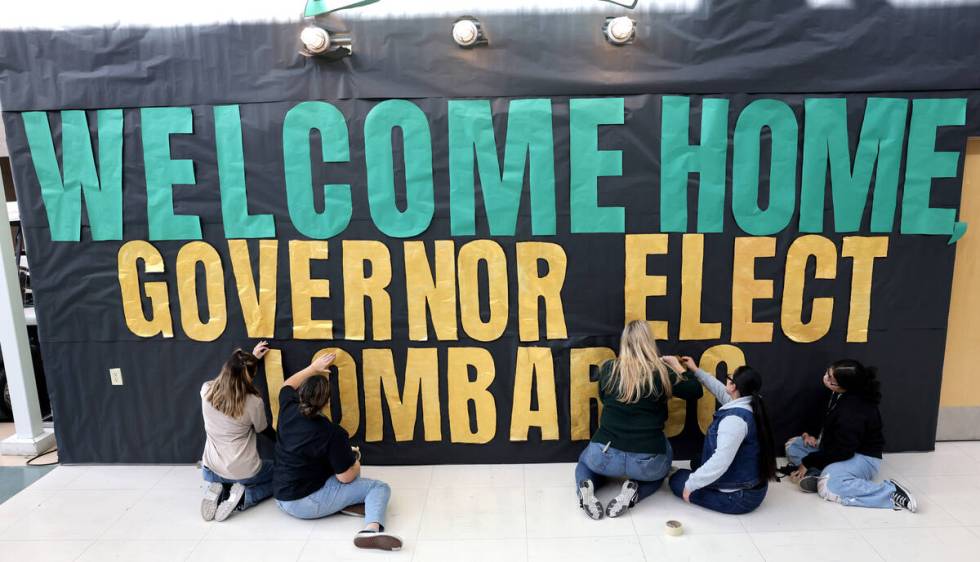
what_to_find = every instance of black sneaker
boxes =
[777,464,799,476]
[577,479,604,520]
[891,481,918,513]
[799,469,821,493]
[605,479,639,518]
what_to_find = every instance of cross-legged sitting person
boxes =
[784,359,917,512]
[273,353,403,550]
[664,356,777,514]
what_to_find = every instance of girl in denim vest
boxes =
[663,356,777,515]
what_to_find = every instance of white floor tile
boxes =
[749,530,884,561]
[523,462,576,489]
[418,487,526,540]
[152,465,206,490]
[881,449,977,477]
[946,441,980,462]
[860,527,980,561]
[629,491,746,535]
[528,536,645,562]
[0,539,93,562]
[102,489,214,540]
[24,466,89,491]
[915,487,980,526]
[413,539,527,562]
[308,487,426,540]
[299,539,414,561]
[429,464,525,488]
[738,481,855,533]
[75,539,198,562]
[187,539,307,562]
[66,466,172,490]
[203,500,317,541]
[640,533,765,562]
[0,490,144,540]
[0,486,54,535]
[835,491,959,529]
[360,465,434,489]
[524,486,636,538]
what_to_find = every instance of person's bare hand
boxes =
[252,341,270,360]
[682,487,692,503]
[662,355,683,373]
[311,353,337,373]
[680,356,697,371]
[790,465,808,482]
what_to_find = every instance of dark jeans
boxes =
[202,459,274,510]
[668,469,767,515]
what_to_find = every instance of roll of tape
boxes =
[665,520,684,536]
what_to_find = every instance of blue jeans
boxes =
[202,459,274,510]
[276,476,391,527]
[574,441,672,502]
[785,436,896,509]
[668,469,767,514]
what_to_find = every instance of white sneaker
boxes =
[201,482,224,521]
[606,480,639,518]
[215,483,245,522]
[578,479,604,520]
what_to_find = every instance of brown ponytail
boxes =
[298,375,330,418]
[206,349,260,418]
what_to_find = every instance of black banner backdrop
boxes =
[0,3,977,464]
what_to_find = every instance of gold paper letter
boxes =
[118,240,174,338]
[343,240,393,341]
[680,234,722,340]
[510,347,559,441]
[842,236,889,343]
[569,347,615,440]
[289,240,332,339]
[404,240,458,341]
[731,237,776,342]
[516,242,568,341]
[458,240,509,342]
[228,239,278,338]
[363,348,442,442]
[782,235,837,343]
[176,241,227,342]
[447,347,497,443]
[625,234,669,339]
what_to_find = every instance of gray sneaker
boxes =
[799,469,822,493]
[578,479,604,520]
[201,482,224,521]
[215,483,245,522]
[606,480,639,518]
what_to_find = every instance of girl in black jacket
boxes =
[784,359,918,512]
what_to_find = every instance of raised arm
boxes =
[283,352,336,389]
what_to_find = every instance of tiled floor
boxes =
[0,442,979,561]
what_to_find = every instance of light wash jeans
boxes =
[575,441,673,502]
[785,436,896,509]
[202,459,274,510]
[276,475,391,527]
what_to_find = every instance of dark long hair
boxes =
[731,366,778,482]
[830,359,881,404]
[298,375,330,418]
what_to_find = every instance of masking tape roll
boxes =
[665,520,684,537]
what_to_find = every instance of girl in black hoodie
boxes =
[784,359,917,512]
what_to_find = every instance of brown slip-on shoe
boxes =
[354,530,403,551]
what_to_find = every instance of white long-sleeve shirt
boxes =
[684,369,753,493]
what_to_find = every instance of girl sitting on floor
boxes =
[273,353,403,551]
[784,359,917,512]
[200,341,276,522]
[574,320,703,519]
[663,356,777,514]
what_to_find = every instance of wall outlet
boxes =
[109,368,123,386]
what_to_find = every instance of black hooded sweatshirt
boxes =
[802,392,885,470]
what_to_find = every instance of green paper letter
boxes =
[364,100,435,238]
[141,107,202,240]
[732,99,798,236]
[569,98,625,233]
[660,96,730,232]
[448,99,556,236]
[282,101,352,239]
[215,105,275,239]
[22,110,123,241]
